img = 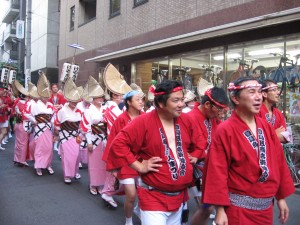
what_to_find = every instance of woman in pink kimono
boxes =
[54,78,83,184]
[29,74,54,176]
[80,76,107,195]
[13,80,30,166]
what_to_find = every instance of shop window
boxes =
[110,0,120,18]
[147,47,224,97]
[227,36,300,123]
[79,0,96,26]
[134,0,148,8]
[70,6,75,31]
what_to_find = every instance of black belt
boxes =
[139,180,182,196]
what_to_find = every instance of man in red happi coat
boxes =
[106,80,206,225]
[257,79,288,143]
[188,87,229,225]
[202,77,295,225]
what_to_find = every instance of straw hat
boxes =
[147,85,155,101]
[37,74,51,98]
[103,63,132,95]
[104,87,110,101]
[197,77,213,96]
[130,83,145,98]
[11,81,20,97]
[184,90,196,103]
[88,75,104,98]
[63,77,83,102]
[81,81,92,103]
[14,80,29,96]
[28,82,40,99]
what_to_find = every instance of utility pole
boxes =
[25,0,32,88]
[18,0,25,76]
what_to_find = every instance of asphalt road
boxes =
[0,136,300,225]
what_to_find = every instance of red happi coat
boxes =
[0,96,10,122]
[48,93,67,106]
[257,103,286,129]
[202,111,295,207]
[187,107,218,154]
[106,110,206,211]
[103,111,144,179]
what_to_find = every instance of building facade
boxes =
[0,0,60,85]
[58,0,300,122]
[0,0,25,77]
[30,0,60,84]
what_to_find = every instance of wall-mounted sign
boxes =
[16,20,25,39]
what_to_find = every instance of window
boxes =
[79,0,96,25]
[70,6,75,31]
[110,0,120,18]
[134,0,148,8]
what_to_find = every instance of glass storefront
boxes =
[134,34,300,123]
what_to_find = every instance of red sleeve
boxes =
[58,94,67,105]
[184,113,207,159]
[102,118,122,162]
[272,127,295,199]
[106,116,146,170]
[202,125,231,206]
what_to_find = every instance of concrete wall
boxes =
[31,0,59,72]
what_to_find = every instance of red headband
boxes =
[204,89,227,108]
[228,82,262,92]
[149,86,183,96]
[261,84,278,91]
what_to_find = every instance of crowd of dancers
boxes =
[2,62,296,225]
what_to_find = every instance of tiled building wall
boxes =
[59,0,300,60]
[58,0,300,84]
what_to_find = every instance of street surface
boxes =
[0,136,300,225]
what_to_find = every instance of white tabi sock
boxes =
[125,217,133,225]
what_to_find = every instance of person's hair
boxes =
[154,80,183,108]
[230,77,258,107]
[124,95,134,111]
[261,79,277,101]
[146,100,152,108]
[200,87,229,107]
[261,79,276,91]
[19,93,27,100]
[51,83,58,89]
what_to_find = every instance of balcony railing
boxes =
[2,0,20,24]
[4,24,16,42]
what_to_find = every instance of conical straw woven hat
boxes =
[88,76,104,98]
[11,81,20,97]
[81,81,92,103]
[197,77,213,96]
[14,80,28,96]
[130,83,145,98]
[28,82,39,99]
[63,77,83,102]
[103,63,132,95]
[37,74,51,98]
[184,90,196,102]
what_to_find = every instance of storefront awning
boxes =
[85,7,300,63]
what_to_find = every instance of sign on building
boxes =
[16,20,25,39]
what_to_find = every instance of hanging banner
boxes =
[16,20,25,39]
[1,68,9,84]
[60,62,72,83]
[8,70,17,84]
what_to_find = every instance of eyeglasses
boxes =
[211,103,225,112]
[267,88,279,92]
